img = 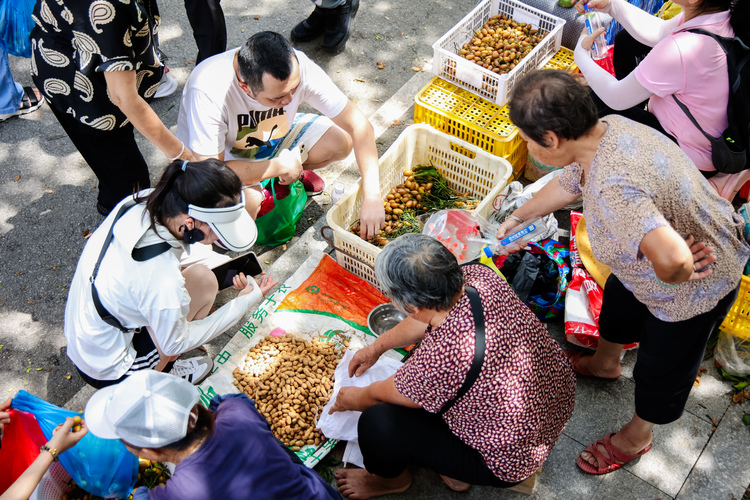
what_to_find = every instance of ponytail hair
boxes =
[137,158,243,234]
[698,0,749,43]
[730,0,749,44]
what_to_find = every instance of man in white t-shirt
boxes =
[177,31,384,239]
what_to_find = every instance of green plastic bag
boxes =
[255,179,307,246]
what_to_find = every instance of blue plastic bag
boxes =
[11,391,138,499]
[0,0,36,58]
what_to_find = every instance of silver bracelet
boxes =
[508,214,525,225]
[168,142,185,161]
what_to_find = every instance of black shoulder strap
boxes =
[90,200,170,332]
[672,94,714,143]
[438,286,486,416]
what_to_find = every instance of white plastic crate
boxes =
[432,0,566,105]
[325,124,512,288]
[30,462,72,500]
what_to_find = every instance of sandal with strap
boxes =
[0,87,44,122]
[564,350,620,381]
[577,433,652,475]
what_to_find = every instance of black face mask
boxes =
[180,224,205,245]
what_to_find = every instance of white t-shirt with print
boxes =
[177,48,348,161]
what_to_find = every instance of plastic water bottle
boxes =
[331,183,346,204]
[583,5,608,60]
[497,218,547,248]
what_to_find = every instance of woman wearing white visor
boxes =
[64,159,277,388]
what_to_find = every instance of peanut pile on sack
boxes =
[233,334,349,450]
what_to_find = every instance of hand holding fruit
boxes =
[48,415,88,454]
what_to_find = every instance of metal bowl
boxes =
[367,303,407,336]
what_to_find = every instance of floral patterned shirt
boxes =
[30,0,163,131]
[558,115,750,321]
[393,265,576,483]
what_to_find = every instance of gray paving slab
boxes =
[683,358,734,426]
[676,404,750,500]
[528,434,604,500]
[596,468,673,500]
[627,412,712,497]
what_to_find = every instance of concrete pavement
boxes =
[1,0,749,498]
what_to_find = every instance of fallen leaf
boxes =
[377,61,386,69]
[28,301,35,305]
[385,16,389,20]
[699,367,707,373]
[26,368,30,373]
[282,245,287,251]
[411,66,423,72]
[693,377,700,386]
[390,119,402,128]
[0,345,3,349]
[13,175,20,182]
[354,78,365,82]
[733,392,745,403]
[254,15,259,20]
[264,261,270,264]
[401,32,405,36]
[36,367,42,371]
[16,271,20,275]
[44,189,53,193]
[82,230,90,237]
[711,426,716,432]
[712,416,717,425]
[64,375,72,380]
[743,413,750,425]
[197,346,207,352]
[84,232,93,239]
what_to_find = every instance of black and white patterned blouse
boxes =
[30,0,164,131]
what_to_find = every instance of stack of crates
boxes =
[414,48,578,180]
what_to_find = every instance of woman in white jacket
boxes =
[64,158,276,388]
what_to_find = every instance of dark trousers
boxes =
[598,274,738,424]
[358,404,522,487]
[184,0,227,64]
[49,105,150,213]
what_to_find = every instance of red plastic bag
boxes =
[0,408,48,493]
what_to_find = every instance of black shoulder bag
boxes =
[438,285,486,416]
[90,200,171,333]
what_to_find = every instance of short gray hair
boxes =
[375,234,464,312]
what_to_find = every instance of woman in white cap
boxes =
[85,370,340,500]
[65,159,276,388]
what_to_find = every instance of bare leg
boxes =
[182,264,219,321]
[243,185,264,219]
[439,475,471,492]
[303,125,353,171]
[580,412,654,468]
[335,468,411,499]
[146,264,218,371]
[577,337,624,379]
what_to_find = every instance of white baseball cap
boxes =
[188,191,257,252]
[85,370,200,448]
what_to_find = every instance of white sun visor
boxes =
[187,192,257,252]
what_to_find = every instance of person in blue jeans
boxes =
[0,43,42,122]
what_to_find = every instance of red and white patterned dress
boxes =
[394,264,576,482]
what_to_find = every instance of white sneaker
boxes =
[169,356,213,385]
[154,71,178,99]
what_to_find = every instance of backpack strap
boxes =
[90,200,171,333]
[671,94,715,144]
[438,286,486,417]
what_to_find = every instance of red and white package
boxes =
[570,211,583,269]
[565,268,637,350]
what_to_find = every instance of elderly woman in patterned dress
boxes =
[30,0,194,215]
[329,233,576,498]
[497,70,750,475]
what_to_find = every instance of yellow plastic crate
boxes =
[415,77,523,158]
[720,275,750,339]
[414,77,527,179]
[325,124,512,288]
[542,47,579,73]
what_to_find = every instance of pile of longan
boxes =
[459,14,547,74]
[233,334,346,451]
